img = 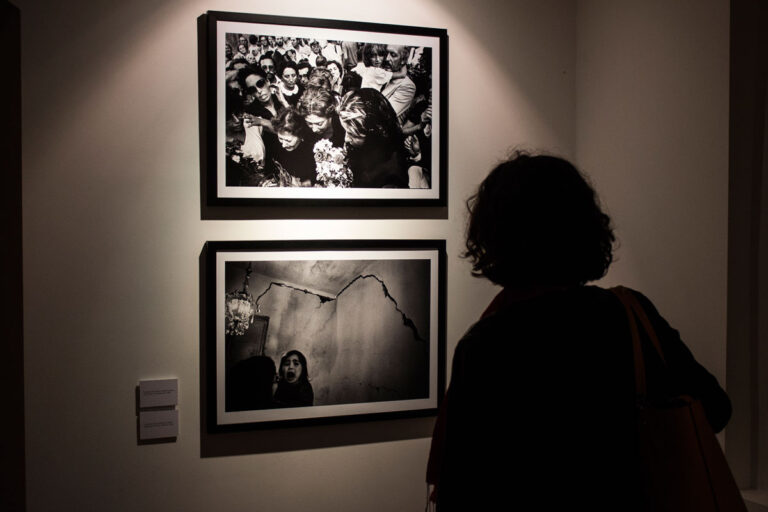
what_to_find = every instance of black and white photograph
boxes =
[205,240,446,429]
[202,11,447,206]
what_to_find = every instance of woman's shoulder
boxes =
[476,285,626,321]
[458,284,661,331]
[454,285,632,352]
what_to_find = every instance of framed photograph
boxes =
[205,240,446,430]
[201,11,448,206]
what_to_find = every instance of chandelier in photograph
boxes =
[225,262,255,336]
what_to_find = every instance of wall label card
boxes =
[139,379,178,408]
[139,410,179,440]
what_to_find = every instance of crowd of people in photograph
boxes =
[224,33,434,189]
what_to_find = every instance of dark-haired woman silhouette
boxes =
[428,151,731,511]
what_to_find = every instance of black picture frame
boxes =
[204,239,446,430]
[200,11,448,207]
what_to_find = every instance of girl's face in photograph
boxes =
[370,49,385,68]
[282,354,303,383]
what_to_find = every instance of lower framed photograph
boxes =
[204,239,446,430]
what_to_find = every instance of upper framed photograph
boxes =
[204,240,446,430]
[201,11,448,207]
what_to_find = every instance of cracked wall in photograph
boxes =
[226,258,430,406]
[334,275,429,404]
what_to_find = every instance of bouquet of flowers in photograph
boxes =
[313,139,352,188]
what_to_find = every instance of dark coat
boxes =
[348,142,409,189]
[273,379,314,408]
[435,286,731,511]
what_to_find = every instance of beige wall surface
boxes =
[19,0,576,510]
[575,0,730,380]
[19,0,728,510]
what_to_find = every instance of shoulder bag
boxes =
[611,286,746,512]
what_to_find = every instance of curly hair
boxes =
[464,151,615,287]
[338,88,401,149]
[272,108,306,138]
[296,86,337,118]
[306,67,333,91]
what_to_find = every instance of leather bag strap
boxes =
[615,286,667,365]
[611,286,670,400]
[611,286,648,399]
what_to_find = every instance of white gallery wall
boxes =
[575,0,730,380]
[19,0,728,510]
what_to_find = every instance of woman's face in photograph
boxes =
[244,75,269,105]
[328,63,341,82]
[342,126,365,148]
[260,58,276,74]
[255,80,271,104]
[298,68,310,86]
[281,68,297,88]
[277,131,301,151]
[281,355,303,384]
[305,114,331,135]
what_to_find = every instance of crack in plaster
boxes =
[255,274,426,343]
